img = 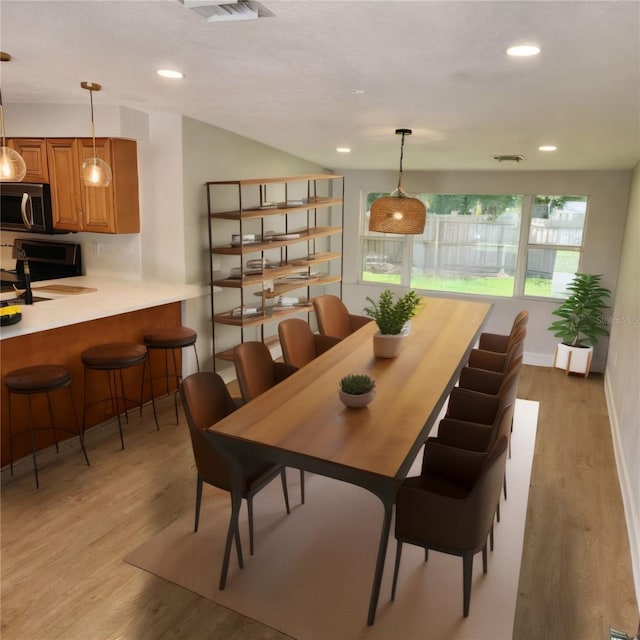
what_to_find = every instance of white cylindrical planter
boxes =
[373,333,406,358]
[553,343,594,377]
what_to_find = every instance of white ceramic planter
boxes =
[373,332,407,358]
[339,389,375,408]
[553,343,594,377]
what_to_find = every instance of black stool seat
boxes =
[5,365,71,393]
[142,326,199,428]
[81,342,148,450]
[5,363,89,488]
[81,343,148,369]
[144,326,197,349]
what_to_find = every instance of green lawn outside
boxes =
[362,272,554,297]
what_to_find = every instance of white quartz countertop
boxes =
[0,275,207,340]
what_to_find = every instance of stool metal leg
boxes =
[66,385,90,467]
[8,391,15,477]
[45,392,60,453]
[26,396,40,489]
[114,370,126,449]
[171,348,180,424]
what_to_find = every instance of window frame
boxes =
[358,191,589,301]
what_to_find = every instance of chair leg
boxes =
[194,475,203,532]
[496,500,501,523]
[490,522,494,552]
[247,496,255,555]
[171,348,180,425]
[503,471,508,500]
[220,491,243,590]
[280,468,291,515]
[482,542,488,574]
[391,540,403,601]
[462,551,474,617]
[300,469,305,504]
[425,548,429,562]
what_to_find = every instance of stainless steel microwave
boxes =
[0,183,66,234]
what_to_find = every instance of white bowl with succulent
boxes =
[339,374,376,408]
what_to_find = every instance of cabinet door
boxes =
[77,138,117,233]
[46,139,83,230]
[7,138,49,182]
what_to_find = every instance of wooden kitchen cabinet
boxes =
[46,137,140,233]
[7,138,49,182]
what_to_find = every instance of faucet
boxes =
[1,243,33,305]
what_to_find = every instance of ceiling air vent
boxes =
[492,154,526,163]
[181,0,273,22]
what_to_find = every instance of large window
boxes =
[360,192,588,299]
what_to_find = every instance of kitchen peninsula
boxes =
[1,275,205,467]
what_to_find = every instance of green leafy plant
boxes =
[339,374,376,395]
[548,273,611,347]
[363,289,422,335]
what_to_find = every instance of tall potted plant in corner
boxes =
[548,273,611,376]
[363,289,422,358]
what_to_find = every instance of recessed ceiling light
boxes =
[506,45,541,57]
[539,145,557,152]
[336,147,351,153]
[156,69,184,79]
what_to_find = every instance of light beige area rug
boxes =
[125,399,538,640]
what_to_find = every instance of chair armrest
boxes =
[314,334,341,355]
[478,332,510,353]
[458,367,504,395]
[468,348,507,372]
[433,418,494,453]
[349,314,374,332]
[446,388,499,424]
[274,362,298,383]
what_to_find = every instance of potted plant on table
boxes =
[339,374,376,408]
[363,289,422,358]
[548,273,611,376]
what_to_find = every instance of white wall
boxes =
[605,160,640,601]
[339,169,631,372]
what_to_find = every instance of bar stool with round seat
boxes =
[5,364,90,488]
[81,342,148,450]
[142,326,199,428]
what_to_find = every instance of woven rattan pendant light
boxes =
[369,128,426,234]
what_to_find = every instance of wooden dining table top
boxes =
[209,296,493,480]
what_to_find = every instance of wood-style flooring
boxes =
[1,366,638,640]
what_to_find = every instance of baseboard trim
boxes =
[604,369,640,609]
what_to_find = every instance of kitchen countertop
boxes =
[0,275,207,340]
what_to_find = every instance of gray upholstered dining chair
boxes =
[391,436,509,617]
[180,371,292,588]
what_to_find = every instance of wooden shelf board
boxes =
[211,197,343,220]
[211,226,341,255]
[207,174,342,187]
[214,304,312,327]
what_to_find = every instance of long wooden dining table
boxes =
[207,295,492,625]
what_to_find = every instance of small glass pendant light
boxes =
[80,81,112,187]
[0,86,27,182]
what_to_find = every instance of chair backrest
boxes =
[233,341,277,402]
[511,310,529,338]
[312,295,353,339]
[278,318,317,368]
[180,372,236,491]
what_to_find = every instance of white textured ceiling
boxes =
[1,0,639,171]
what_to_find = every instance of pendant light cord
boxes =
[396,130,406,193]
[89,87,97,159]
[0,87,6,146]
